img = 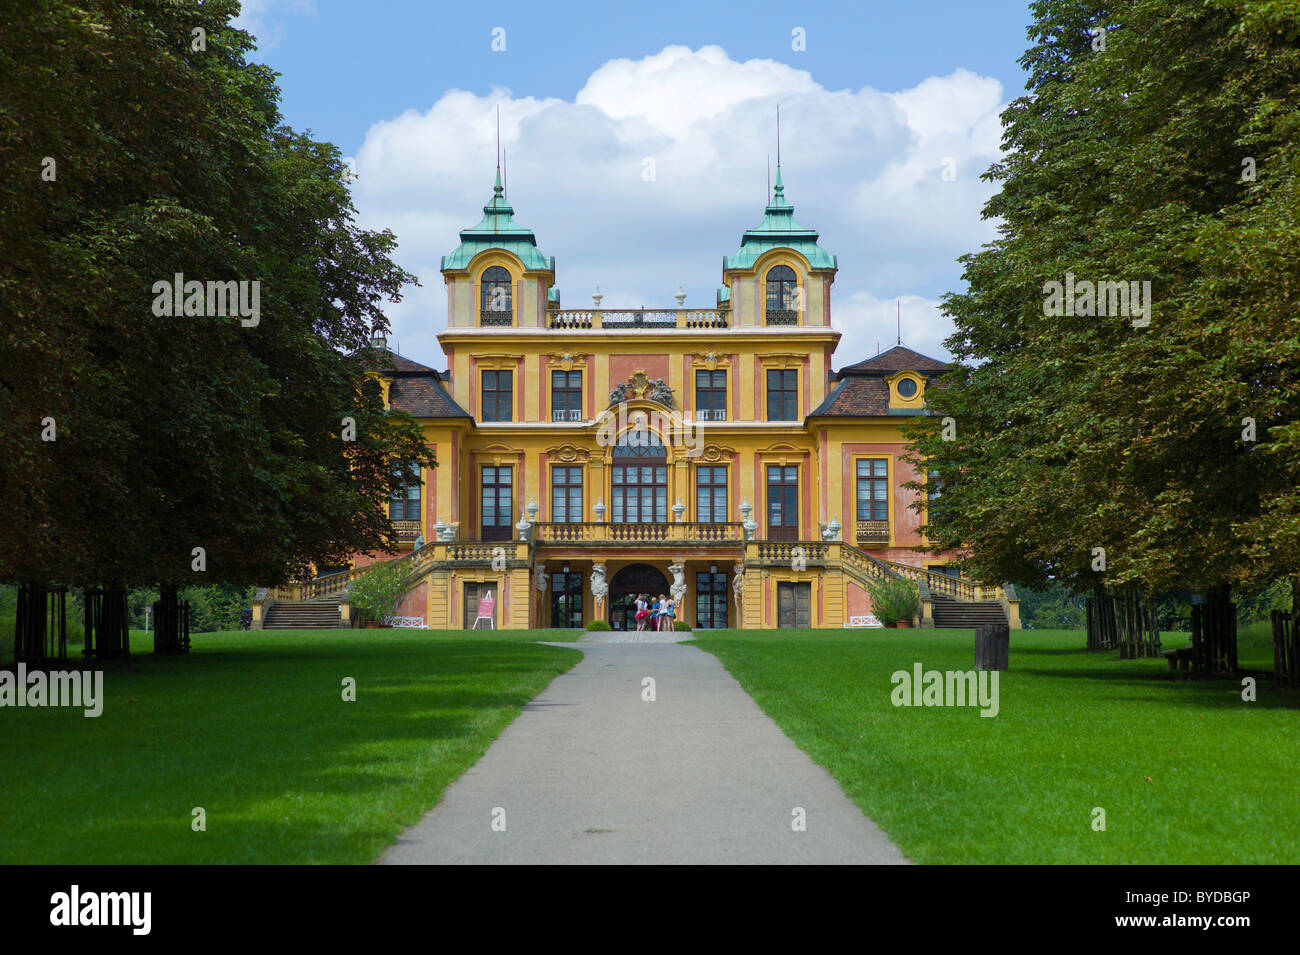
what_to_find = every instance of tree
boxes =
[907,0,1300,669]
[0,1,435,659]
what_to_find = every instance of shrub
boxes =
[866,575,919,625]
[586,621,612,631]
[348,561,415,623]
[673,621,691,631]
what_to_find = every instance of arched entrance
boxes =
[608,563,668,631]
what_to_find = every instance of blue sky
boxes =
[235,0,1038,366]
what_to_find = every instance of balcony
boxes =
[551,409,584,422]
[855,520,890,545]
[393,519,422,542]
[547,308,729,330]
[696,409,727,421]
[533,521,744,546]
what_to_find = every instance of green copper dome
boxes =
[441,169,554,272]
[724,166,836,271]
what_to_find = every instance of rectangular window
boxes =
[766,465,799,540]
[928,468,943,501]
[480,465,512,541]
[551,466,583,523]
[551,370,583,421]
[766,369,798,420]
[389,460,421,521]
[777,582,811,629]
[611,464,668,523]
[481,369,513,422]
[696,465,728,524]
[694,370,727,421]
[856,459,889,521]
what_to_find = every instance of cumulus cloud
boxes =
[350,45,1005,368]
[231,0,314,51]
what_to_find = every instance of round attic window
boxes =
[897,377,919,399]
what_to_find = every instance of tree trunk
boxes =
[153,585,191,655]
[83,586,130,660]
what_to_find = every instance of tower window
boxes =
[765,265,798,325]
[480,266,513,325]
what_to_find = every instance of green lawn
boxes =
[691,626,1299,864]
[0,627,582,864]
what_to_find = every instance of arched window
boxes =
[611,430,667,523]
[765,265,798,325]
[480,266,513,325]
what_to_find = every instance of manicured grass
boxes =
[691,627,1299,864]
[1,628,582,863]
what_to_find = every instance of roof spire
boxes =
[495,103,501,175]
[776,103,781,168]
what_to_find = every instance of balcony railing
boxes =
[547,308,729,330]
[551,409,584,421]
[533,521,744,545]
[855,520,890,545]
[393,519,422,542]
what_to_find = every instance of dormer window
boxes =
[765,265,798,325]
[896,376,918,399]
[480,266,513,326]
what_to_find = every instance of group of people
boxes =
[633,593,676,631]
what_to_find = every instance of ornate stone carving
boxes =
[590,563,609,618]
[546,444,590,464]
[669,563,687,624]
[607,369,676,409]
[546,352,589,371]
[647,378,675,407]
[698,444,736,463]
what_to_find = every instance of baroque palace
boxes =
[254,168,1020,631]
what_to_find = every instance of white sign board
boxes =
[845,614,885,629]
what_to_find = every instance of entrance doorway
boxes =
[608,563,668,630]
[464,581,497,629]
[550,570,583,628]
[777,581,811,628]
[696,570,728,629]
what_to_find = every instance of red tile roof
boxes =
[838,345,950,375]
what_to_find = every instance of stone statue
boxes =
[732,564,745,619]
[608,383,629,405]
[669,562,687,625]
[535,564,549,594]
[648,378,675,409]
[590,563,609,618]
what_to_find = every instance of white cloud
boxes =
[350,45,1006,369]
[230,0,314,51]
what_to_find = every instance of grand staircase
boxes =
[261,594,344,630]
[931,594,1009,629]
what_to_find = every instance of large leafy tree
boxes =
[910,0,1300,615]
[0,1,434,626]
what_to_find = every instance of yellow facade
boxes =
[260,168,1018,631]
